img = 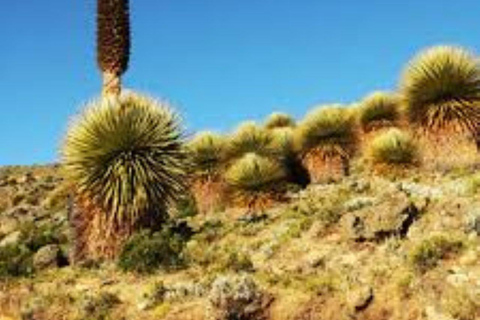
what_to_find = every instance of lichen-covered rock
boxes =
[343,191,419,241]
[208,275,273,320]
[33,244,62,270]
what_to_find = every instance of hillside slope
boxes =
[1,164,480,320]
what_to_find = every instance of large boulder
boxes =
[343,191,420,242]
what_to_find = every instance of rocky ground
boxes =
[1,164,480,320]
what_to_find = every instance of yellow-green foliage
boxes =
[271,127,295,159]
[226,122,278,160]
[295,106,357,158]
[225,153,286,191]
[409,234,464,273]
[186,131,227,178]
[400,46,480,133]
[358,91,401,132]
[264,112,296,129]
[62,93,187,227]
[366,128,418,166]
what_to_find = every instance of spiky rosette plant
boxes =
[366,128,419,173]
[400,45,480,167]
[401,46,480,134]
[63,93,187,260]
[226,122,278,161]
[264,112,296,130]
[295,106,357,183]
[225,153,287,211]
[271,127,310,186]
[97,0,130,98]
[186,131,228,214]
[358,91,402,133]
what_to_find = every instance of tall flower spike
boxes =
[97,0,131,98]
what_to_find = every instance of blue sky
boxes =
[1,1,480,165]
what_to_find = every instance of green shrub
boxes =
[0,244,33,278]
[118,227,187,274]
[409,235,464,273]
[366,128,419,167]
[224,251,254,272]
[80,291,120,320]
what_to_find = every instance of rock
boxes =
[0,230,21,247]
[348,286,374,311]
[33,244,63,270]
[343,191,419,242]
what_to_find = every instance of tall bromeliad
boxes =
[295,106,357,183]
[63,0,187,261]
[400,45,480,167]
[97,0,130,99]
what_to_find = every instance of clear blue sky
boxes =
[1,1,480,165]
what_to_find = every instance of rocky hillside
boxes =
[1,164,480,320]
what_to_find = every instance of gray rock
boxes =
[343,191,419,242]
[33,244,62,270]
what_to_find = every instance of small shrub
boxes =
[0,244,33,278]
[366,128,419,168]
[224,251,254,273]
[80,291,120,320]
[118,228,186,273]
[208,275,272,320]
[409,235,464,273]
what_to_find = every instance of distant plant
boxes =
[225,153,287,211]
[186,131,228,214]
[63,93,187,261]
[409,234,464,273]
[295,106,357,183]
[97,0,130,98]
[366,128,419,169]
[208,275,272,320]
[117,228,186,274]
[271,127,310,186]
[226,122,278,161]
[357,91,402,133]
[401,46,480,153]
[264,112,296,130]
